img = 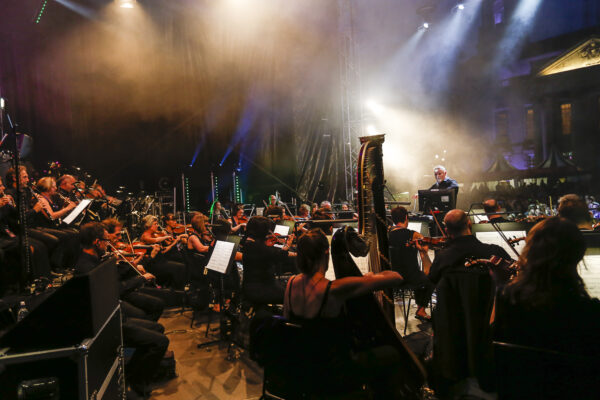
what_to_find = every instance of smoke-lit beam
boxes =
[493,0,544,68]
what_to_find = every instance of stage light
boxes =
[423,22,429,29]
[116,0,136,8]
[366,100,384,115]
[458,4,465,10]
[367,125,377,135]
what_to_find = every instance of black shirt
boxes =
[75,251,101,275]
[388,228,421,280]
[428,235,510,284]
[242,239,288,287]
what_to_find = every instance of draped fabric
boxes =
[0,1,345,203]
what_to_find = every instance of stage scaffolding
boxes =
[338,0,365,203]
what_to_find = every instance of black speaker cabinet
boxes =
[0,305,125,400]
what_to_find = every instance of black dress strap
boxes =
[317,281,333,317]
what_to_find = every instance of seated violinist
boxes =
[242,216,295,305]
[228,206,247,235]
[187,213,213,256]
[103,218,164,322]
[310,207,334,235]
[141,215,186,260]
[388,206,434,321]
[139,215,186,289]
[295,204,311,220]
[162,213,188,245]
[283,228,406,397]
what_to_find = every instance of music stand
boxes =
[197,241,238,352]
[418,189,456,213]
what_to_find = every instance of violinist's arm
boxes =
[189,235,210,253]
[141,232,169,245]
[230,223,245,233]
[331,270,403,302]
[413,232,432,275]
[161,240,178,253]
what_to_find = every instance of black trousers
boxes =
[122,291,165,321]
[146,258,186,290]
[122,317,169,389]
[0,236,51,282]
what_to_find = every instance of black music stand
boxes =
[197,240,239,357]
[418,189,456,213]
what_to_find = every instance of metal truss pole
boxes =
[338,0,364,203]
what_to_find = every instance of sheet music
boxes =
[325,247,371,280]
[256,207,264,216]
[471,209,488,223]
[205,240,235,274]
[273,224,290,236]
[579,255,600,299]
[475,231,526,257]
[408,222,422,233]
[62,199,92,225]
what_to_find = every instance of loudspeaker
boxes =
[0,258,119,353]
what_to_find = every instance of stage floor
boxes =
[149,299,432,399]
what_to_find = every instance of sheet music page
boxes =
[205,240,235,274]
[63,199,91,225]
[408,222,422,233]
[273,224,290,236]
[325,233,369,280]
[325,253,370,280]
[471,209,488,223]
[579,255,600,299]
[256,207,264,216]
[475,231,526,257]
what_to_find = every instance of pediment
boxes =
[538,37,600,76]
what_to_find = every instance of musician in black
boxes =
[5,166,70,271]
[103,218,165,321]
[56,174,78,202]
[428,209,511,397]
[283,228,406,397]
[0,176,52,283]
[242,216,295,305]
[430,165,459,194]
[388,206,434,321]
[75,222,169,399]
[428,209,510,284]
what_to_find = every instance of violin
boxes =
[236,215,249,224]
[266,233,293,247]
[465,255,519,284]
[406,236,448,250]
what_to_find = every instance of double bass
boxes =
[331,134,426,397]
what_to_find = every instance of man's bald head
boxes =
[444,209,471,237]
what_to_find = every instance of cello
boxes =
[331,135,426,397]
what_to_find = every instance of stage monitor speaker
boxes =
[0,258,119,353]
